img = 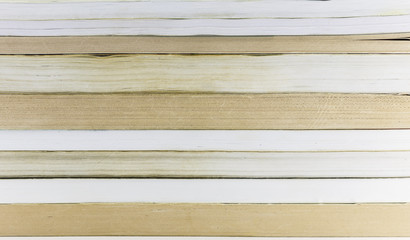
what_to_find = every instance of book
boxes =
[1,178,410,203]
[0,0,409,36]
[0,93,409,129]
[1,35,409,54]
[1,130,410,178]
[1,54,410,94]
[2,151,410,178]
[1,202,410,236]
[1,130,408,151]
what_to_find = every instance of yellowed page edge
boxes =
[1,203,410,236]
[0,93,409,130]
[0,34,409,54]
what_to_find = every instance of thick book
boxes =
[0,130,409,178]
[1,54,409,94]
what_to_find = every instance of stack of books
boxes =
[1,0,410,237]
